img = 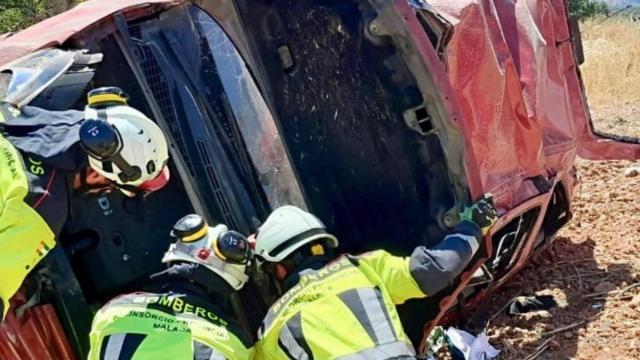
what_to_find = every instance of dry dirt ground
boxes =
[480,103,640,360]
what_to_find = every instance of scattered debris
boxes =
[591,303,604,309]
[522,337,555,360]
[425,326,448,357]
[425,326,500,360]
[485,290,523,328]
[583,282,640,299]
[507,295,558,316]
[616,282,640,298]
[541,320,586,337]
[446,327,500,360]
[623,166,639,177]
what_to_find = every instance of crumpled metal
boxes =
[429,0,640,210]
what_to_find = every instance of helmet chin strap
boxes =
[110,182,144,197]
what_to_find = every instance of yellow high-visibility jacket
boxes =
[0,101,89,320]
[0,133,55,319]
[256,224,481,360]
[88,291,254,360]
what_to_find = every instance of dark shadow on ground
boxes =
[459,236,637,359]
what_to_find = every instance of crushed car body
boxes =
[1,0,639,358]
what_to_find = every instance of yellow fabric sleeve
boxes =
[357,250,426,305]
[0,135,55,318]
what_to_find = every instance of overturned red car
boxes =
[1,0,638,358]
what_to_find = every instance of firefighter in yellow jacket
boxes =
[253,197,497,360]
[88,214,254,360]
[0,87,170,321]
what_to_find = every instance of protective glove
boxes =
[460,193,498,236]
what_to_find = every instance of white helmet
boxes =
[255,206,338,263]
[80,87,170,195]
[162,214,252,290]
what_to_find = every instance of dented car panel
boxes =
[0,0,638,359]
[0,0,182,67]
[428,0,640,201]
[0,302,75,360]
[430,0,566,210]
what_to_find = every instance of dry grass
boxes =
[580,17,640,108]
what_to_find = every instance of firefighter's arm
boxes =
[358,195,497,304]
[409,195,497,297]
[357,221,483,305]
[0,135,55,321]
[0,198,55,321]
[407,221,483,297]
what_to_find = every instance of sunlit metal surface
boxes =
[1,48,77,106]
[195,10,307,209]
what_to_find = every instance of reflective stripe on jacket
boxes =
[256,224,482,360]
[0,133,55,319]
[88,292,254,360]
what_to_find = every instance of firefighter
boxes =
[88,214,254,360]
[0,87,170,320]
[253,196,498,360]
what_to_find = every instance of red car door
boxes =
[424,0,640,214]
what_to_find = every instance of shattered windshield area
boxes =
[192,7,306,210]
